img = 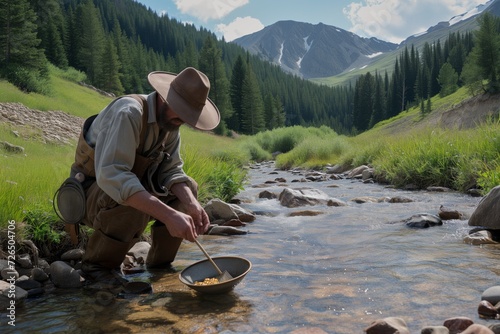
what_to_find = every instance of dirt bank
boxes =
[0,103,83,144]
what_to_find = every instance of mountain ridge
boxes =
[233,20,398,79]
[233,0,498,80]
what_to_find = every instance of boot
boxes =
[146,221,182,268]
[82,229,131,278]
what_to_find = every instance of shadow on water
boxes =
[5,161,500,333]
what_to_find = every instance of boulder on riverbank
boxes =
[468,186,500,230]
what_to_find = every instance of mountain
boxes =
[232,0,499,80]
[232,21,398,79]
[400,0,496,48]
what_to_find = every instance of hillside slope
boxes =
[375,93,500,137]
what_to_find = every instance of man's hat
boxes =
[147,67,220,130]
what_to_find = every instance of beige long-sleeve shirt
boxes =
[85,92,191,204]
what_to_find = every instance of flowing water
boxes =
[5,161,500,333]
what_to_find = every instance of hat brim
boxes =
[148,71,221,131]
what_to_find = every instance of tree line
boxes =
[1,0,499,135]
[352,12,500,132]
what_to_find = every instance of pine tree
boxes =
[199,37,233,134]
[74,0,106,85]
[29,0,68,68]
[474,12,500,92]
[0,0,49,92]
[438,62,458,97]
[353,72,374,132]
[240,63,265,135]
[98,37,124,96]
[229,55,246,132]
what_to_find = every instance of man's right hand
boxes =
[124,190,198,241]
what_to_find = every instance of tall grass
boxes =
[368,119,500,192]
[0,123,75,234]
[180,128,248,203]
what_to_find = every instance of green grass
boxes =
[0,124,75,235]
[0,65,110,118]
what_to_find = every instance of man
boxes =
[70,67,220,284]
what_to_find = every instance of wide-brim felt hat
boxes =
[148,67,220,130]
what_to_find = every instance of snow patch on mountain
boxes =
[366,52,383,58]
[278,42,284,65]
[449,0,493,25]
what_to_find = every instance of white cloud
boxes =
[343,0,487,43]
[216,16,264,41]
[173,0,249,21]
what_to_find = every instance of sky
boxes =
[135,0,489,44]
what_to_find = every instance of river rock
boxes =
[31,267,49,282]
[443,316,474,334]
[279,187,345,208]
[347,165,370,179]
[427,186,452,192]
[16,278,42,291]
[463,230,497,245]
[288,210,324,217]
[478,300,499,319]
[421,326,450,334]
[60,249,85,261]
[488,324,500,334]
[461,324,494,334]
[325,164,350,174]
[362,168,374,180]
[439,205,463,220]
[289,327,328,334]
[0,280,28,310]
[50,261,83,288]
[481,286,500,305]
[204,198,255,223]
[468,186,500,229]
[16,254,32,269]
[1,268,19,281]
[128,241,151,262]
[364,316,409,334]
[351,196,385,204]
[230,203,256,222]
[259,190,277,199]
[388,196,413,203]
[403,213,442,228]
[206,225,247,236]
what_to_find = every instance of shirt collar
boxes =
[146,92,158,124]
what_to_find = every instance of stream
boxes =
[5,161,500,333]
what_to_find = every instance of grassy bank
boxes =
[238,90,500,195]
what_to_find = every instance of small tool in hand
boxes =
[194,239,233,283]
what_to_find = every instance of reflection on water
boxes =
[7,162,500,333]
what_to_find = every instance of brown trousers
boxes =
[81,180,198,270]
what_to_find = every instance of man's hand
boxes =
[170,182,210,237]
[184,202,211,236]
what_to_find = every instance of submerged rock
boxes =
[403,214,442,228]
[279,187,346,208]
[364,317,409,334]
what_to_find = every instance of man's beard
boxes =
[157,108,181,131]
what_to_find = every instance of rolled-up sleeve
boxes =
[92,98,146,204]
